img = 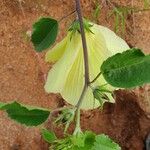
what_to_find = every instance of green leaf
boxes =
[41,128,57,143]
[31,17,58,52]
[92,134,121,150]
[71,131,96,150]
[48,131,121,150]
[0,101,50,126]
[83,131,96,149]
[71,134,85,148]
[101,48,150,88]
[49,131,96,150]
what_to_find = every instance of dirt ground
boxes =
[0,0,150,150]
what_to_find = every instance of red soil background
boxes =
[0,0,150,149]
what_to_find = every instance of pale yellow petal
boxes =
[81,87,100,109]
[86,26,111,81]
[44,23,128,110]
[61,49,84,107]
[61,46,100,110]
[61,30,113,110]
[87,30,115,106]
[86,29,112,89]
[95,25,130,55]
[45,35,68,63]
[44,33,82,93]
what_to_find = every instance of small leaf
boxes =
[92,134,121,150]
[101,48,150,88]
[31,17,58,52]
[41,128,57,143]
[0,101,50,126]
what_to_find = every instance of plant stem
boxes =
[73,0,90,134]
[75,0,89,109]
[75,0,90,85]
[89,72,102,84]
[76,84,87,109]
[73,108,82,135]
